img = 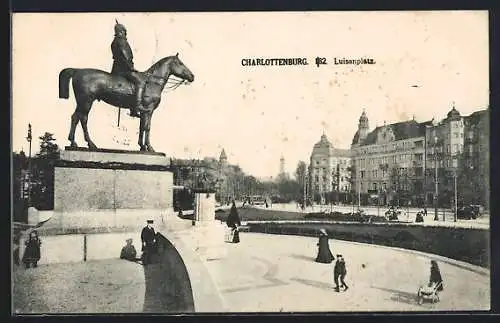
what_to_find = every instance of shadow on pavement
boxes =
[371,286,420,306]
[290,277,333,291]
[288,253,317,262]
[142,233,195,313]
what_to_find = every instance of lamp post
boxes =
[454,169,457,222]
[26,123,32,206]
[358,174,361,210]
[433,135,439,221]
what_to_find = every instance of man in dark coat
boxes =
[141,220,156,264]
[334,254,348,292]
[111,20,146,118]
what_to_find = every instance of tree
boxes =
[37,132,60,157]
[346,165,356,205]
[294,161,307,183]
[455,152,486,206]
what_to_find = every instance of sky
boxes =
[12,11,489,178]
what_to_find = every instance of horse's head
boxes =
[170,53,194,83]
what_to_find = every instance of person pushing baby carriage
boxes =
[417,260,444,304]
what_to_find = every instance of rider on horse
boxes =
[111,20,146,118]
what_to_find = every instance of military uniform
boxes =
[141,221,157,265]
[111,21,145,117]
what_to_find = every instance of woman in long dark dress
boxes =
[315,228,334,263]
[226,201,241,243]
[22,230,42,268]
[429,260,444,291]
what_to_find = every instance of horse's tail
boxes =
[58,68,77,99]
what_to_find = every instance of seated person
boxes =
[120,238,138,261]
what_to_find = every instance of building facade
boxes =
[351,110,427,205]
[351,105,489,208]
[424,106,489,208]
[309,134,351,201]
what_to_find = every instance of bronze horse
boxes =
[58,53,194,152]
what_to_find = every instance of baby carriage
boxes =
[417,282,442,305]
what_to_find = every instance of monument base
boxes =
[52,148,174,231]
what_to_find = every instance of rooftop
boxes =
[312,134,351,157]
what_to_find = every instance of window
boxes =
[373,183,377,191]
[454,132,459,138]
[361,171,365,178]
[316,160,320,165]
[315,175,319,182]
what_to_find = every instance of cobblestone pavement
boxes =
[204,233,490,312]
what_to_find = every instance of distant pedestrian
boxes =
[415,211,424,223]
[226,200,241,243]
[22,230,42,269]
[120,238,138,261]
[333,254,348,292]
[424,207,428,216]
[316,228,334,263]
[265,199,269,208]
[141,220,157,265]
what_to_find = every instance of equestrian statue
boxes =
[58,20,195,152]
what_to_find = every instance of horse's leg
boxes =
[138,114,146,151]
[68,109,80,147]
[78,102,98,150]
[144,112,155,152]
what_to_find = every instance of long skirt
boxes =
[232,230,240,243]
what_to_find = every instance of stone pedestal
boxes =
[46,148,176,232]
[190,191,227,260]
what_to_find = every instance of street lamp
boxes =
[26,123,32,206]
[433,135,439,221]
[454,168,457,222]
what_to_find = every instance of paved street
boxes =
[249,203,490,229]
[13,232,489,313]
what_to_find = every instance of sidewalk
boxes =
[13,232,490,313]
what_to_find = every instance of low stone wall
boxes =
[246,222,490,268]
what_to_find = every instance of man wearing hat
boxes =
[333,254,348,292]
[141,220,157,265]
[111,20,146,118]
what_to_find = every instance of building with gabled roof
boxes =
[309,133,352,202]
